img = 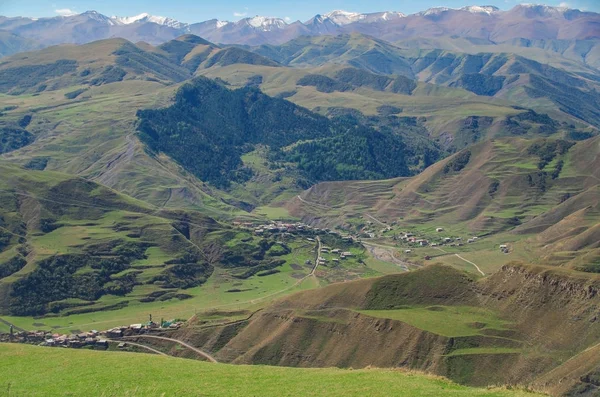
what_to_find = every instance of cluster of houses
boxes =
[399,231,480,249]
[104,319,183,339]
[1,319,184,350]
[317,246,354,266]
[234,221,355,241]
[0,329,110,349]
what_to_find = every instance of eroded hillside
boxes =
[168,264,600,394]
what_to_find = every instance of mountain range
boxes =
[0,4,598,55]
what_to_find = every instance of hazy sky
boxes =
[0,0,598,23]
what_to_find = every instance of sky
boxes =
[0,0,598,23]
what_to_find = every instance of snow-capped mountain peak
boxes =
[362,11,406,23]
[378,11,406,21]
[460,6,500,14]
[419,7,451,16]
[419,5,500,16]
[514,4,572,17]
[323,10,366,25]
[242,16,287,31]
[111,13,187,29]
[309,10,405,26]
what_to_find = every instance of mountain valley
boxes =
[0,3,599,396]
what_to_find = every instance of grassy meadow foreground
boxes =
[0,344,539,397]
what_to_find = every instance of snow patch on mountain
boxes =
[81,11,116,25]
[460,6,500,14]
[515,4,572,16]
[323,10,366,25]
[242,16,287,31]
[419,7,451,16]
[377,11,406,21]
[419,5,501,16]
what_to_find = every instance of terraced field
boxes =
[359,306,514,338]
[288,136,600,273]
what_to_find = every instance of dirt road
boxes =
[455,254,485,276]
[365,213,386,227]
[311,236,322,276]
[107,339,168,356]
[364,243,409,271]
[434,247,485,276]
[121,335,218,363]
[296,195,330,209]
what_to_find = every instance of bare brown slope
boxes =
[180,264,600,391]
[224,309,449,371]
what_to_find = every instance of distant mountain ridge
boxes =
[0,4,598,51]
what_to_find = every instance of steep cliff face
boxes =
[479,264,600,351]
[478,264,600,394]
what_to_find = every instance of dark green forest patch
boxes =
[137,77,412,188]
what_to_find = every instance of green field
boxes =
[0,344,539,397]
[359,306,514,337]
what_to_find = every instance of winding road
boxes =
[311,236,322,277]
[434,247,485,276]
[455,254,485,276]
[296,195,330,209]
[120,335,218,363]
[107,339,168,356]
[365,213,386,227]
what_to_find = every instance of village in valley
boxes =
[0,217,511,356]
[0,316,185,353]
[231,215,512,279]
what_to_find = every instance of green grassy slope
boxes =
[253,33,416,77]
[0,344,537,397]
[0,37,283,214]
[395,37,600,75]
[136,76,413,204]
[0,74,239,216]
[0,163,396,332]
[0,162,221,317]
[198,60,593,154]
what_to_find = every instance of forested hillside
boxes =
[137,77,411,188]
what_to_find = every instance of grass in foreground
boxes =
[0,344,539,397]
